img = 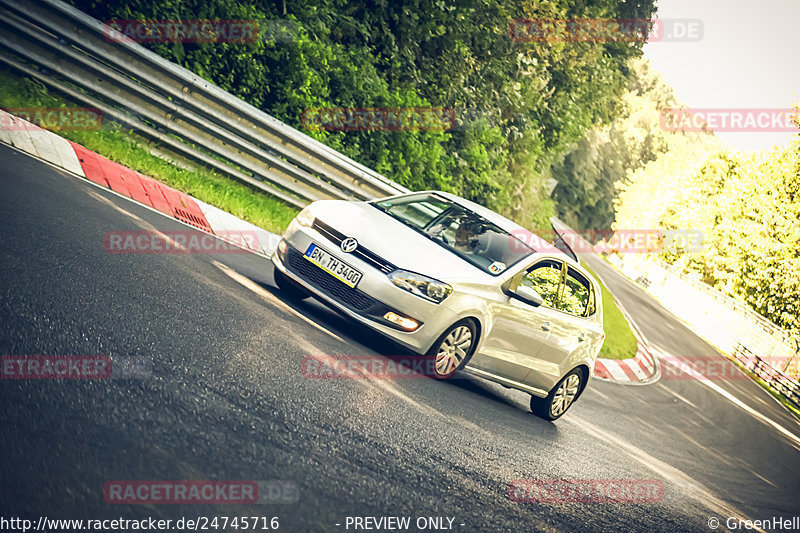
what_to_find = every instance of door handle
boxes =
[541,322,551,332]
[577,333,587,342]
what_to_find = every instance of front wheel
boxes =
[530,368,584,421]
[273,269,310,300]
[426,319,477,379]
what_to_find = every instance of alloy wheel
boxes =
[434,325,473,377]
[549,373,581,418]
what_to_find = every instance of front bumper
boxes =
[271,222,459,354]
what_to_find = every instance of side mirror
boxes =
[512,285,544,307]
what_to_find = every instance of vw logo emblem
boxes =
[340,237,358,253]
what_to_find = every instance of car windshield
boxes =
[371,193,535,275]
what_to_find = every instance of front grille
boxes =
[285,247,377,311]
[312,219,345,244]
[312,219,396,274]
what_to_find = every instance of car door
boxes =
[521,264,603,393]
[470,259,564,383]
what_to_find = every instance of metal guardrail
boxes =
[733,343,800,410]
[638,257,798,367]
[609,252,800,400]
[0,0,410,209]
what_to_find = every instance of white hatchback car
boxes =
[272,191,604,420]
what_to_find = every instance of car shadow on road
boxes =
[257,274,418,355]
[252,271,562,431]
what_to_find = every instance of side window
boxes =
[521,260,562,308]
[561,268,592,316]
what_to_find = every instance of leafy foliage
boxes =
[69,0,654,228]
[615,101,800,348]
[550,58,720,232]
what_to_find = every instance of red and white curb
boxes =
[594,341,658,384]
[589,268,659,384]
[0,109,280,256]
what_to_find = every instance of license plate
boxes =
[304,243,363,288]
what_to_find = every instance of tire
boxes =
[273,269,310,300]
[426,319,478,380]
[530,368,584,421]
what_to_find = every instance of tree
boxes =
[69,0,655,228]
[614,99,800,375]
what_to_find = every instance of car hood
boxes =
[309,200,493,282]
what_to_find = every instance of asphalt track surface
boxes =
[1,143,799,532]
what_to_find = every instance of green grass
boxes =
[0,68,298,234]
[581,261,639,360]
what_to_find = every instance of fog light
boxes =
[383,311,419,331]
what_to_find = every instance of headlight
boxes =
[388,270,452,303]
[294,207,314,227]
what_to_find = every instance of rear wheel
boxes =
[530,368,584,421]
[427,320,477,379]
[273,269,310,300]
